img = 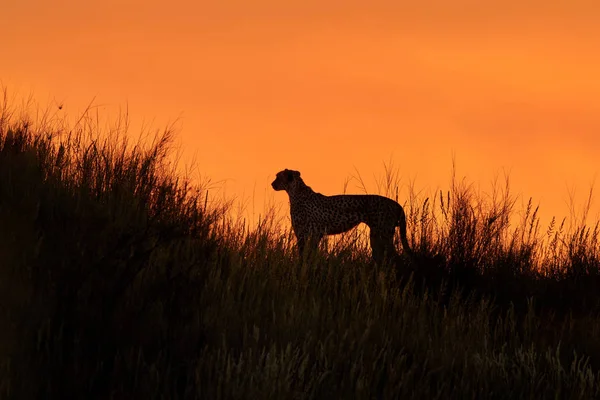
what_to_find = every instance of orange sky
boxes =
[3,0,600,228]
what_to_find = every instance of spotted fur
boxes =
[272,169,414,264]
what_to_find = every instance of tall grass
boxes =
[2,91,600,399]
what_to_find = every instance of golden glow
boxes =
[3,0,600,226]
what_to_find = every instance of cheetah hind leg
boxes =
[369,228,399,266]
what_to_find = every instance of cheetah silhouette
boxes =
[272,169,414,264]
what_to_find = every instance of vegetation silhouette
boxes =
[2,91,600,399]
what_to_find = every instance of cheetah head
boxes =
[272,169,302,192]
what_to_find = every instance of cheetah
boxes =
[271,169,414,264]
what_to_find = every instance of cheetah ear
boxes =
[286,169,300,182]
[286,170,295,182]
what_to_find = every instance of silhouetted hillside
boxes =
[2,95,600,399]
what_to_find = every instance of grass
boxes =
[2,90,600,399]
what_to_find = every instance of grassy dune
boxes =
[2,94,600,399]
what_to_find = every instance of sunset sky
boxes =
[3,0,600,228]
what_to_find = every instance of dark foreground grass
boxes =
[2,95,600,399]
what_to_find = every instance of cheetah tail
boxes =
[398,207,415,259]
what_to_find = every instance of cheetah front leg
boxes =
[296,232,322,263]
